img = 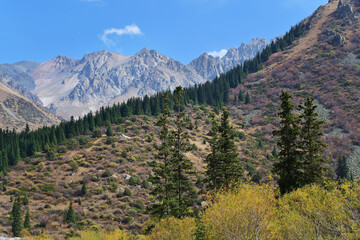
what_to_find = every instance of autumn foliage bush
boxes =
[200,181,360,240]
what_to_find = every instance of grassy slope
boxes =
[231,0,360,169]
[0,106,274,237]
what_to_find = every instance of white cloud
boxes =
[208,49,227,58]
[100,24,143,45]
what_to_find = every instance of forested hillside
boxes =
[1,0,360,239]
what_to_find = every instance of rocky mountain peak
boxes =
[1,37,268,119]
[190,37,269,81]
[53,54,77,63]
[223,38,269,60]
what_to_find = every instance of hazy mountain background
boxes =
[0,38,268,120]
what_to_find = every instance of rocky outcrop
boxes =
[342,52,360,66]
[323,28,346,46]
[0,62,43,106]
[337,0,354,18]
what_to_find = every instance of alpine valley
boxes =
[1,0,360,239]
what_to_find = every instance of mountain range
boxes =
[0,38,268,120]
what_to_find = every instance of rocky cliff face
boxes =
[31,48,205,118]
[189,38,269,81]
[0,39,267,119]
[0,61,42,105]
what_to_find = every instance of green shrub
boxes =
[121,151,128,158]
[130,199,145,210]
[93,128,102,138]
[105,137,116,145]
[90,188,103,195]
[57,145,68,153]
[79,136,88,145]
[47,150,55,161]
[67,139,79,150]
[128,176,140,186]
[41,183,55,193]
[123,188,132,197]
[102,169,111,178]
[69,160,79,172]
[109,182,119,192]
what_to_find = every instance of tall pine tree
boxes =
[298,96,328,185]
[205,107,242,190]
[168,86,196,219]
[11,197,23,237]
[24,208,31,230]
[65,201,76,223]
[149,92,173,218]
[273,91,301,194]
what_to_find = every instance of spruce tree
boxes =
[106,122,114,137]
[81,182,88,196]
[298,96,328,185]
[245,92,251,104]
[205,107,242,190]
[65,201,76,223]
[273,91,301,194]
[11,197,23,237]
[238,90,244,102]
[272,146,278,158]
[336,156,350,180]
[24,208,31,230]
[149,92,173,218]
[23,194,29,205]
[168,86,196,219]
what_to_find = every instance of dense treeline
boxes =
[0,23,306,175]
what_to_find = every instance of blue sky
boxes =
[0,0,327,64]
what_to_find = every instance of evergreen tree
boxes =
[273,91,301,194]
[65,201,76,223]
[11,197,23,237]
[205,108,242,190]
[272,146,278,158]
[168,86,196,218]
[81,182,88,196]
[238,90,244,102]
[245,92,251,104]
[149,92,173,218]
[298,96,328,186]
[106,122,114,137]
[22,194,29,205]
[336,156,350,180]
[24,208,31,230]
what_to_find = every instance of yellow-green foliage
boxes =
[201,181,360,240]
[202,183,277,240]
[24,231,54,240]
[68,229,135,240]
[145,217,196,240]
[276,184,350,239]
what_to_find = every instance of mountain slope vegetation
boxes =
[1,0,360,238]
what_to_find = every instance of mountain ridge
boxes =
[0,38,268,120]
